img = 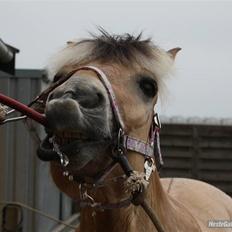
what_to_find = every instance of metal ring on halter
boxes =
[154,113,161,129]
[117,128,124,152]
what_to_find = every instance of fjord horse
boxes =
[38,31,232,232]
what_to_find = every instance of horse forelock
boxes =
[46,29,174,98]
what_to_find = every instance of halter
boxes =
[78,66,164,171]
[0,65,165,231]
[36,66,163,176]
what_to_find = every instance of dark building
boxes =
[0,39,19,75]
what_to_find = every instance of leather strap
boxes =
[123,135,154,158]
[83,66,125,130]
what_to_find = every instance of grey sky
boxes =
[0,1,232,118]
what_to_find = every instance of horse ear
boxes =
[167,47,181,60]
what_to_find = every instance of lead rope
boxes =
[125,171,165,232]
[141,200,165,232]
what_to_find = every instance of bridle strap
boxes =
[82,66,125,130]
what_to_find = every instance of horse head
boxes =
[38,31,179,186]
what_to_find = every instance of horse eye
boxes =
[139,77,158,98]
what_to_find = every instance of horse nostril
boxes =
[78,91,105,109]
[49,88,105,109]
[96,92,104,105]
[63,91,76,99]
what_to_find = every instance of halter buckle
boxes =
[144,158,155,181]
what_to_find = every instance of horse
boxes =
[37,30,232,232]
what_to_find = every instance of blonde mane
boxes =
[46,30,173,97]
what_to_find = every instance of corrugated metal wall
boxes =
[160,123,232,197]
[0,70,73,232]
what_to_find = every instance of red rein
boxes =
[0,93,47,126]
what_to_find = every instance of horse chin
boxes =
[38,131,113,177]
[65,144,110,173]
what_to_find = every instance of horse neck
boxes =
[79,162,199,232]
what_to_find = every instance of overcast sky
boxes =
[0,1,232,118]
